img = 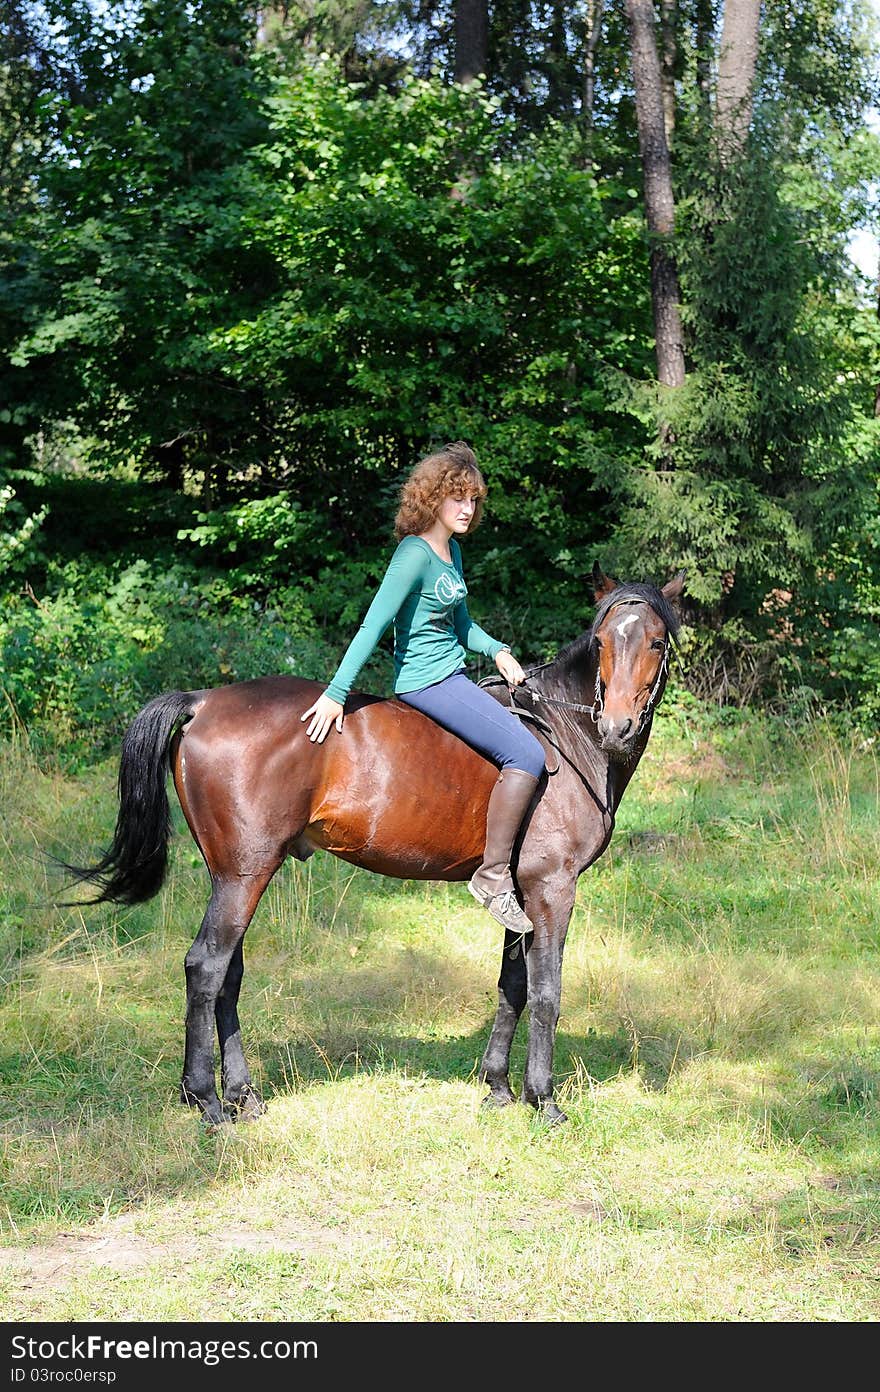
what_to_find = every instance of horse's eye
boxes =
[651,640,665,651]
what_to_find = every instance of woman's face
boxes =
[437,492,477,533]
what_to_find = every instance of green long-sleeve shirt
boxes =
[325,535,507,704]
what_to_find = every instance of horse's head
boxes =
[590,564,685,759]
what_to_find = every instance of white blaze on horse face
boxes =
[616,613,639,640]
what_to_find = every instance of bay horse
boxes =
[67,565,684,1127]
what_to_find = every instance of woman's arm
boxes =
[452,601,527,688]
[324,540,425,704]
[449,540,525,686]
[303,540,425,742]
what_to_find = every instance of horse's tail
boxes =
[60,690,196,906]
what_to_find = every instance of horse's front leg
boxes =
[520,877,577,1124]
[479,929,528,1107]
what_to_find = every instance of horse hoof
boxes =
[223,1089,266,1123]
[523,1094,569,1126]
[481,1089,515,1109]
[539,1101,568,1126]
[238,1089,267,1122]
[200,1103,226,1132]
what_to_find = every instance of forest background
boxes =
[1,0,879,762]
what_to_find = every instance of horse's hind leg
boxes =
[479,931,528,1107]
[216,940,264,1121]
[181,868,278,1126]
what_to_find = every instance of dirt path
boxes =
[0,1214,334,1293]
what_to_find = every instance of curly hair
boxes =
[394,442,487,540]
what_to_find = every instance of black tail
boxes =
[60,691,196,906]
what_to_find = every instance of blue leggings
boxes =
[399,671,545,777]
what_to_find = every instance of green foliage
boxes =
[197,61,652,567]
[0,479,47,579]
[796,410,880,727]
[1,0,878,731]
[4,28,652,540]
[0,558,332,765]
[601,111,880,718]
[607,133,871,588]
[176,494,327,583]
[2,0,272,482]
[759,0,879,137]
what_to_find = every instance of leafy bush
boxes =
[0,478,47,579]
[0,559,335,765]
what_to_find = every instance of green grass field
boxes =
[1,709,878,1321]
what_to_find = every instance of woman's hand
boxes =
[301,692,345,743]
[495,648,526,687]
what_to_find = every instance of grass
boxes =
[0,708,878,1321]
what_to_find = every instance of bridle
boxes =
[511,597,672,733]
[480,594,674,800]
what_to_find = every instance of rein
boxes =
[520,646,668,732]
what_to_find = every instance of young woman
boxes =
[301,441,545,936]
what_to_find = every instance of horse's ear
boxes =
[661,569,687,601]
[591,561,618,600]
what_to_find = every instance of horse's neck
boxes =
[537,646,609,785]
[539,640,594,706]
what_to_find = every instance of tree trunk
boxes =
[547,0,568,113]
[694,0,714,121]
[660,0,676,148]
[625,0,685,390]
[454,0,488,85]
[875,278,880,418]
[582,0,605,131]
[715,0,761,163]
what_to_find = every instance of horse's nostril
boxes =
[619,718,633,740]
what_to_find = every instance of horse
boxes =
[65,564,684,1128]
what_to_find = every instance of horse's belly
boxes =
[303,813,482,881]
[321,842,478,881]
[303,757,489,879]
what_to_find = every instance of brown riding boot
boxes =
[467,768,539,935]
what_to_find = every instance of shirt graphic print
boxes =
[430,569,468,629]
